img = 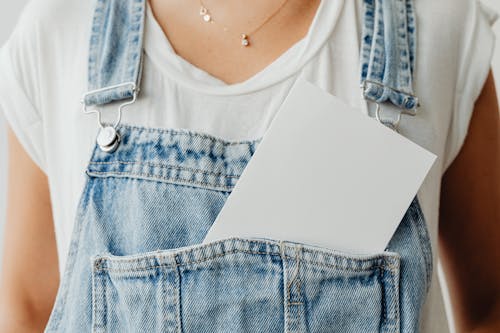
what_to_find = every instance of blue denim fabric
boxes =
[45,125,432,332]
[360,0,419,113]
[83,0,146,106]
[44,0,432,332]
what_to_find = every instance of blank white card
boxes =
[203,78,436,255]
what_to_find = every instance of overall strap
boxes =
[360,0,419,126]
[81,0,418,116]
[82,0,146,107]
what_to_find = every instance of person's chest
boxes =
[147,0,322,85]
[51,0,456,263]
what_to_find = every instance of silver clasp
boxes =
[360,80,420,132]
[81,82,138,153]
[375,103,401,132]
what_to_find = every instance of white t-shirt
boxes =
[0,0,497,331]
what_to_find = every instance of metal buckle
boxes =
[375,103,401,132]
[360,80,421,132]
[360,79,420,116]
[80,82,138,153]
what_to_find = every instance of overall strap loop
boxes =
[82,0,146,107]
[360,0,419,123]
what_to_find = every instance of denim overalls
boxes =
[44,0,432,332]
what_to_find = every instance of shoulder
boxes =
[0,0,97,119]
[18,0,95,25]
[412,0,498,172]
[2,0,97,74]
[414,0,497,75]
[415,0,497,36]
[8,0,95,48]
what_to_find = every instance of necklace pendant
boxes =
[241,34,250,47]
[200,6,211,22]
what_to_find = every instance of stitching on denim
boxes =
[295,278,302,304]
[92,271,98,332]
[85,0,145,106]
[390,266,400,332]
[91,271,107,332]
[98,259,396,274]
[86,171,235,191]
[93,237,399,269]
[87,0,106,93]
[362,80,416,97]
[379,268,387,325]
[386,262,400,332]
[112,123,262,146]
[174,255,181,333]
[97,249,398,274]
[286,249,300,290]
[126,0,145,92]
[300,246,399,263]
[48,172,95,331]
[360,0,419,112]
[92,270,97,332]
[102,274,107,331]
[286,246,303,305]
[380,266,399,332]
[279,241,290,332]
[410,199,433,293]
[157,261,179,331]
[89,160,241,179]
[159,265,167,328]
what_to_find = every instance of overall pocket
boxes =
[91,237,401,333]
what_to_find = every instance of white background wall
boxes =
[0,1,499,329]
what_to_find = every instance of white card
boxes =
[203,78,436,255]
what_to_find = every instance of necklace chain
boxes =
[198,0,290,47]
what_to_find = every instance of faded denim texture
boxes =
[360,0,419,112]
[44,0,432,332]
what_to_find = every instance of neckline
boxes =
[144,0,345,96]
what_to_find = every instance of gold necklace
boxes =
[198,0,290,47]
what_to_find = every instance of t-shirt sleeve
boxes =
[0,1,47,173]
[442,0,498,172]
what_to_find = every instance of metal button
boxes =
[97,126,120,153]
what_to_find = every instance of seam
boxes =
[279,241,289,333]
[410,198,434,293]
[48,172,94,330]
[96,249,399,274]
[92,237,399,266]
[86,170,235,191]
[89,160,241,178]
[380,267,387,329]
[174,255,181,333]
[286,246,303,306]
[110,122,262,146]
[362,79,416,97]
[389,266,400,332]
[91,271,107,332]
[92,271,97,332]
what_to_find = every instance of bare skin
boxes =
[439,70,500,333]
[147,0,322,84]
[0,1,499,332]
[0,127,59,332]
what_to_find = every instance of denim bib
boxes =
[44,0,432,332]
